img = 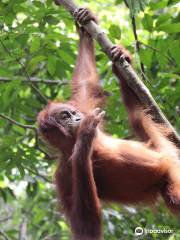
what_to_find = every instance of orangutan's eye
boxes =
[72,111,76,115]
[60,111,70,120]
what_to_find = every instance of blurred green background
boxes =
[0,0,179,239]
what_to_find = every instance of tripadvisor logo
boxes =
[134,227,173,236]
[135,227,144,236]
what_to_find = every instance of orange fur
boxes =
[38,10,180,240]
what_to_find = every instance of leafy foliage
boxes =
[0,0,179,239]
[126,0,150,16]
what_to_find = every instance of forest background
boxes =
[0,0,179,239]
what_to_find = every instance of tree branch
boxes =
[131,16,146,80]
[54,0,179,147]
[139,41,176,64]
[0,113,51,158]
[123,0,146,80]
[0,39,48,103]
[23,165,52,183]
[0,231,10,240]
[0,76,68,85]
[0,113,36,130]
[0,216,12,223]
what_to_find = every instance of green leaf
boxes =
[47,56,57,75]
[142,14,153,31]
[5,13,15,25]
[34,1,45,8]
[156,23,180,33]
[155,13,171,28]
[168,0,179,6]
[155,39,169,69]
[149,0,168,10]
[169,41,180,66]
[26,182,38,197]
[127,0,150,16]
[29,55,46,68]
[2,79,21,108]
[17,163,25,177]
[139,47,153,68]
[115,0,123,4]
[109,24,121,40]
[58,49,74,64]
[0,188,7,202]
[30,38,41,53]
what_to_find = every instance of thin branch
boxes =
[123,0,146,81]
[0,216,12,223]
[0,39,48,103]
[34,129,52,160]
[0,113,51,158]
[131,17,146,80]
[23,165,52,183]
[0,231,10,240]
[0,113,36,130]
[54,0,180,147]
[139,41,176,64]
[0,76,68,85]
